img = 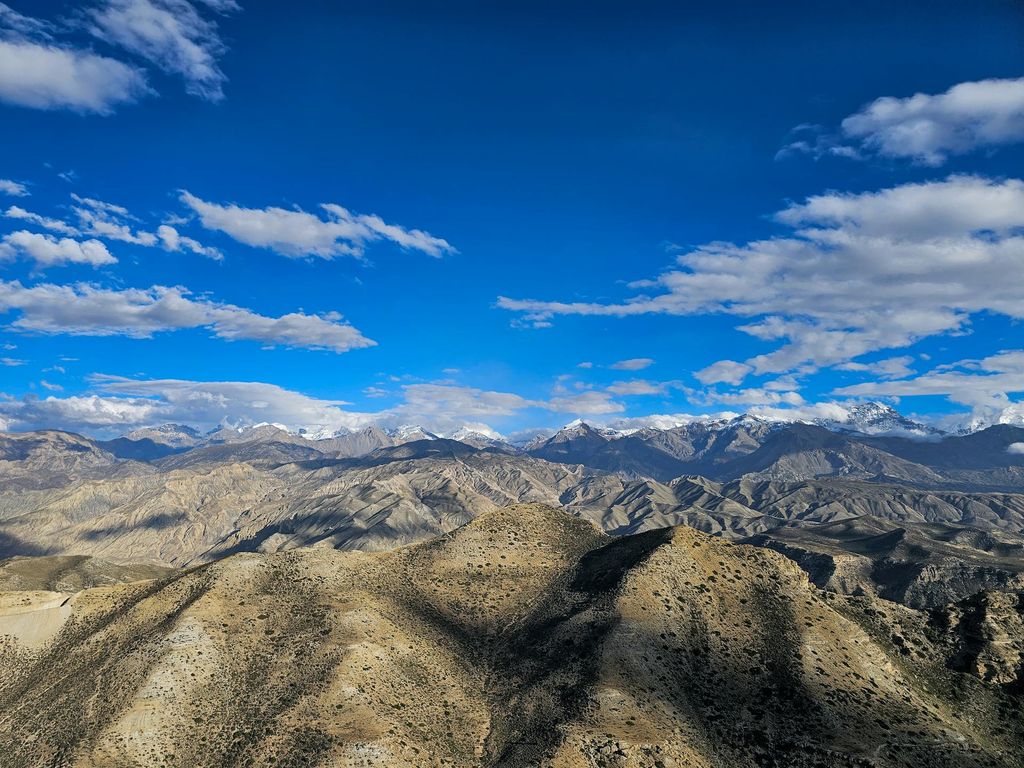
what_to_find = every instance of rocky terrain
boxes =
[4,427,1024,573]
[744,517,1024,608]
[3,414,1024,766]
[2,504,1023,767]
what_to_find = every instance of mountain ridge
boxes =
[2,504,1022,767]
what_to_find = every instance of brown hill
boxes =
[1,504,1021,767]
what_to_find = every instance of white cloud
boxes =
[606,380,667,396]
[0,39,149,114]
[834,350,1024,427]
[694,359,752,385]
[0,376,370,436]
[836,350,1024,404]
[157,224,222,260]
[836,355,915,380]
[0,230,116,267]
[609,357,653,371]
[382,383,624,430]
[841,77,1024,165]
[0,179,28,197]
[180,190,456,259]
[695,386,806,408]
[0,375,624,437]
[1008,442,1024,455]
[10,194,221,258]
[546,390,623,415]
[379,383,624,432]
[392,384,535,422]
[0,3,53,37]
[501,176,1024,382]
[39,379,62,391]
[72,194,157,245]
[4,205,79,234]
[85,0,236,101]
[576,361,594,369]
[601,413,735,431]
[0,280,375,353]
[1,356,24,366]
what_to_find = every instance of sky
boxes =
[1,0,1024,439]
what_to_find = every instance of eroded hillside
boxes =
[1,505,1021,768]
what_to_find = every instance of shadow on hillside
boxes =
[0,530,51,559]
[79,511,187,540]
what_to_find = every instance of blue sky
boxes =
[1,0,1024,437]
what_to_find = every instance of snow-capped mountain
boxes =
[811,402,941,437]
[114,403,959,460]
[389,424,439,442]
[447,426,508,449]
[124,423,204,448]
[297,425,353,440]
[951,405,1024,435]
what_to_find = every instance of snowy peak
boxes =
[531,421,616,450]
[298,425,353,440]
[813,402,939,437]
[446,426,508,449]
[388,424,439,442]
[125,423,204,448]
[952,405,1024,435]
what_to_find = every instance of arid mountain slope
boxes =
[0,555,173,592]
[744,516,1024,608]
[1,504,1021,767]
[5,441,1024,569]
[527,421,1024,487]
[0,431,151,492]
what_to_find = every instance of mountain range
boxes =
[66,403,1024,489]
[4,404,1024,765]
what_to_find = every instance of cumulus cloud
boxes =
[391,384,535,423]
[780,78,1024,166]
[695,386,806,408]
[606,380,667,396]
[85,0,236,101]
[384,383,623,432]
[0,39,149,113]
[71,194,157,245]
[156,224,222,260]
[1007,443,1024,455]
[842,77,1024,165]
[180,190,456,259]
[0,179,28,196]
[0,377,368,436]
[609,357,653,371]
[835,350,1024,428]
[0,375,624,437]
[835,350,1024,404]
[546,390,624,415]
[0,279,375,353]
[836,355,915,380]
[4,194,222,259]
[694,359,752,385]
[4,205,79,235]
[501,176,1024,383]
[0,2,150,115]
[0,230,116,267]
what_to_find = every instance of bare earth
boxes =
[1,504,1021,767]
